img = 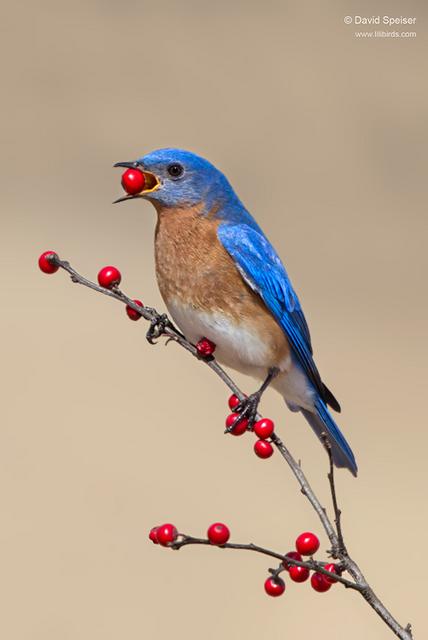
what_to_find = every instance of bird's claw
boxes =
[146,313,169,344]
[232,392,261,429]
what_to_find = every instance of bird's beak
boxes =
[113,161,161,204]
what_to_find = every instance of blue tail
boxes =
[301,399,358,476]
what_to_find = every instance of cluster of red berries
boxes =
[150,523,339,597]
[193,340,274,458]
[149,522,230,547]
[38,252,144,322]
[192,339,276,460]
[264,532,340,597]
[226,394,275,459]
[149,523,179,546]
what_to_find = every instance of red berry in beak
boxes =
[97,266,121,289]
[264,576,286,597]
[196,337,216,358]
[38,251,59,274]
[295,532,320,556]
[121,168,146,195]
[126,299,144,321]
[207,522,230,545]
[254,439,274,458]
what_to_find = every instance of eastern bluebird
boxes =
[114,149,357,476]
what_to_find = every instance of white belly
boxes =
[166,298,314,410]
[167,298,275,375]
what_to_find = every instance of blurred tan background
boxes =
[1,1,427,638]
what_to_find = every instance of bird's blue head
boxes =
[114,148,241,214]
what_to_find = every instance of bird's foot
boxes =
[146,313,169,344]
[225,368,280,433]
[229,392,262,431]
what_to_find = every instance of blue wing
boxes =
[217,222,327,403]
[217,223,358,475]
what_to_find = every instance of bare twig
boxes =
[171,535,361,590]
[45,254,414,640]
[322,434,346,555]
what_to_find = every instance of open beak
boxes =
[113,161,161,203]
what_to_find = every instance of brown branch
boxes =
[45,253,414,640]
[171,535,361,590]
[322,434,346,554]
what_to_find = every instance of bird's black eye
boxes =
[167,163,184,178]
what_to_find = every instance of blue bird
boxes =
[114,149,357,476]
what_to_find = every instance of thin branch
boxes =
[322,434,346,554]
[172,535,361,590]
[271,431,340,552]
[45,254,414,640]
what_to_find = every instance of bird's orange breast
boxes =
[153,204,290,365]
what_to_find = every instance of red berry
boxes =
[295,532,320,556]
[126,299,144,321]
[149,527,159,544]
[311,572,332,592]
[264,576,286,597]
[196,337,216,357]
[156,523,178,547]
[323,563,339,584]
[283,550,302,570]
[38,251,59,274]
[207,522,230,545]
[97,266,121,289]
[253,418,274,439]
[121,168,146,195]
[289,565,310,583]
[228,394,240,410]
[254,439,274,458]
[225,413,249,436]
